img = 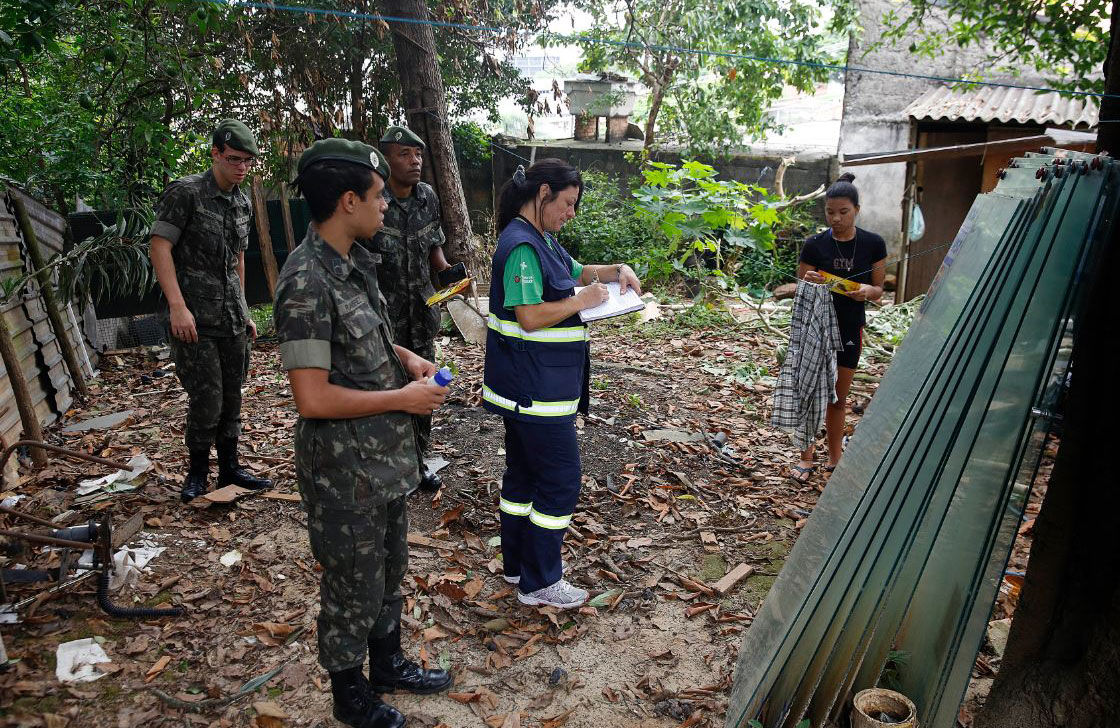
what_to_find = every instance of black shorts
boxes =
[836,320,863,370]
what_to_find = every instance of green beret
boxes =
[297,138,390,181]
[213,119,258,156]
[380,125,426,150]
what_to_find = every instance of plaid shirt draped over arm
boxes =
[770,281,843,451]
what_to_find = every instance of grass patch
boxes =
[143,591,173,607]
[699,553,728,583]
[634,302,740,338]
[250,303,275,337]
[12,695,62,714]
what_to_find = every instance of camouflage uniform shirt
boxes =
[151,169,251,337]
[368,182,444,350]
[274,227,421,514]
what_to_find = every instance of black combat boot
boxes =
[368,626,453,694]
[417,464,442,493]
[329,666,405,728]
[215,437,271,490]
[180,448,211,503]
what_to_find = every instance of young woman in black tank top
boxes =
[790,173,887,483]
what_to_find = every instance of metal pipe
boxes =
[0,528,96,551]
[9,569,98,611]
[0,505,58,529]
[0,440,131,485]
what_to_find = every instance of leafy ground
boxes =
[0,299,1044,728]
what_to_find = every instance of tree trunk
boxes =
[378,0,475,266]
[974,9,1120,727]
[349,23,366,139]
[644,80,665,152]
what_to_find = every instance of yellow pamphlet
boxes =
[816,270,861,297]
[426,277,472,306]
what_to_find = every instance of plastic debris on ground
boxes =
[55,638,112,682]
[75,454,152,497]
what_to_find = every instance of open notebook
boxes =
[574,282,645,322]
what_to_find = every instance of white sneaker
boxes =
[503,560,566,585]
[517,579,589,609]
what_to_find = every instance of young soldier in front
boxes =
[273,139,453,728]
[149,119,272,502]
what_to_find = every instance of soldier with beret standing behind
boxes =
[274,138,453,728]
[149,119,272,503]
[370,125,452,493]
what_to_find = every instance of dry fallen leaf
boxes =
[144,655,171,683]
[253,701,289,719]
[541,707,577,728]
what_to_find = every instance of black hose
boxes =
[97,571,184,618]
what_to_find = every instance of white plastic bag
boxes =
[909,203,926,241]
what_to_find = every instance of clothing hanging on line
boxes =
[771,280,843,451]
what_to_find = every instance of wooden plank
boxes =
[250,176,278,298]
[712,563,755,595]
[843,133,1095,168]
[279,183,297,252]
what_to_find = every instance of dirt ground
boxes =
[0,303,1044,728]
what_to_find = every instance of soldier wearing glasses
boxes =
[150,119,272,502]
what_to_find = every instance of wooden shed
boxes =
[842,85,1099,301]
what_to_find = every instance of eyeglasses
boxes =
[222,154,257,169]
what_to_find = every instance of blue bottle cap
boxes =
[433,366,454,387]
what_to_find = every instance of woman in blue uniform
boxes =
[791,173,887,483]
[482,159,642,609]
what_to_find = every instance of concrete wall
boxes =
[838,0,1050,256]
[460,138,835,234]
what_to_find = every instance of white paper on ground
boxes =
[76,454,152,495]
[109,540,167,592]
[55,638,111,682]
[424,456,450,475]
[575,282,646,322]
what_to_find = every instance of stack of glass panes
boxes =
[727,150,1120,728]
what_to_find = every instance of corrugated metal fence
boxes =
[0,186,99,447]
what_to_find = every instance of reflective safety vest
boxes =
[482,217,590,423]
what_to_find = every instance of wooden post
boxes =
[0,311,47,467]
[250,176,279,298]
[279,182,297,252]
[10,195,89,401]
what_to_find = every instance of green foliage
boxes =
[452,121,493,167]
[0,0,236,206]
[556,169,667,267]
[637,301,738,338]
[736,236,803,295]
[631,160,813,289]
[878,649,911,693]
[879,0,1108,94]
[0,0,559,207]
[566,0,855,154]
[1,205,155,304]
[249,303,275,338]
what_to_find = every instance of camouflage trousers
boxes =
[169,332,250,451]
[307,496,409,673]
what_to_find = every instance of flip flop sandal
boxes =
[789,464,817,484]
